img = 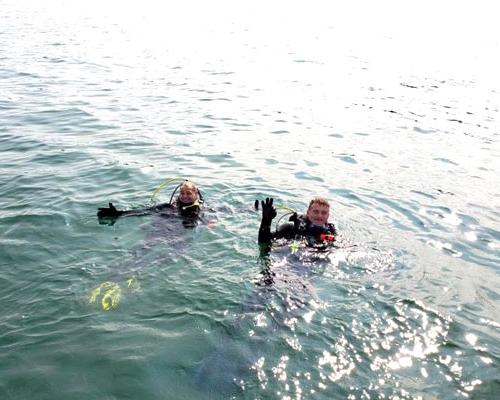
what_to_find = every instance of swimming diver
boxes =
[197,197,337,394]
[255,196,337,288]
[257,196,336,250]
[90,180,206,310]
[97,180,204,228]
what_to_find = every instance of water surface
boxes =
[1,1,499,399]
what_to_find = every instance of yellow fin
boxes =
[88,281,122,311]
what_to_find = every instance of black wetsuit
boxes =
[258,214,336,248]
[257,213,337,289]
[97,200,203,228]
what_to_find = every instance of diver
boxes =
[90,180,207,310]
[97,180,204,228]
[255,196,337,288]
[257,196,336,249]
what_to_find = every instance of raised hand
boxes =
[260,197,277,225]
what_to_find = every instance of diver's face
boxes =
[179,185,198,203]
[306,204,330,226]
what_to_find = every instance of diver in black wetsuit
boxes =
[97,180,204,227]
[90,180,206,310]
[255,197,336,288]
[257,197,336,249]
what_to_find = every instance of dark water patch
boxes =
[230,127,252,132]
[433,157,459,166]
[191,124,215,129]
[0,99,17,111]
[203,70,235,76]
[227,121,251,127]
[354,132,369,136]
[0,69,41,79]
[294,171,324,183]
[166,129,190,135]
[401,82,419,89]
[434,188,455,196]
[410,190,437,200]
[270,130,288,134]
[364,150,387,158]
[293,59,319,64]
[450,226,500,270]
[44,57,66,64]
[203,114,235,122]
[0,134,49,153]
[328,133,343,138]
[413,126,436,134]
[409,110,426,118]
[20,107,97,127]
[479,226,500,242]
[198,97,231,102]
[334,154,357,164]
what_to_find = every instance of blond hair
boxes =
[307,197,330,210]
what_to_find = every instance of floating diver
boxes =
[253,195,337,294]
[257,196,336,251]
[195,197,339,395]
[97,179,205,228]
[90,178,210,310]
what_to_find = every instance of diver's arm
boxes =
[97,202,174,221]
[258,207,273,244]
[257,198,277,245]
[258,223,272,244]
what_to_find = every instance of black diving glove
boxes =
[97,202,124,218]
[260,197,277,226]
[289,212,300,228]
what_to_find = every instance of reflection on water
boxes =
[208,242,495,400]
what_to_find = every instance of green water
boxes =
[1,1,499,399]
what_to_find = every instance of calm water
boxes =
[1,1,499,399]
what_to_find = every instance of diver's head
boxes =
[178,181,199,204]
[176,181,203,217]
[306,197,330,226]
